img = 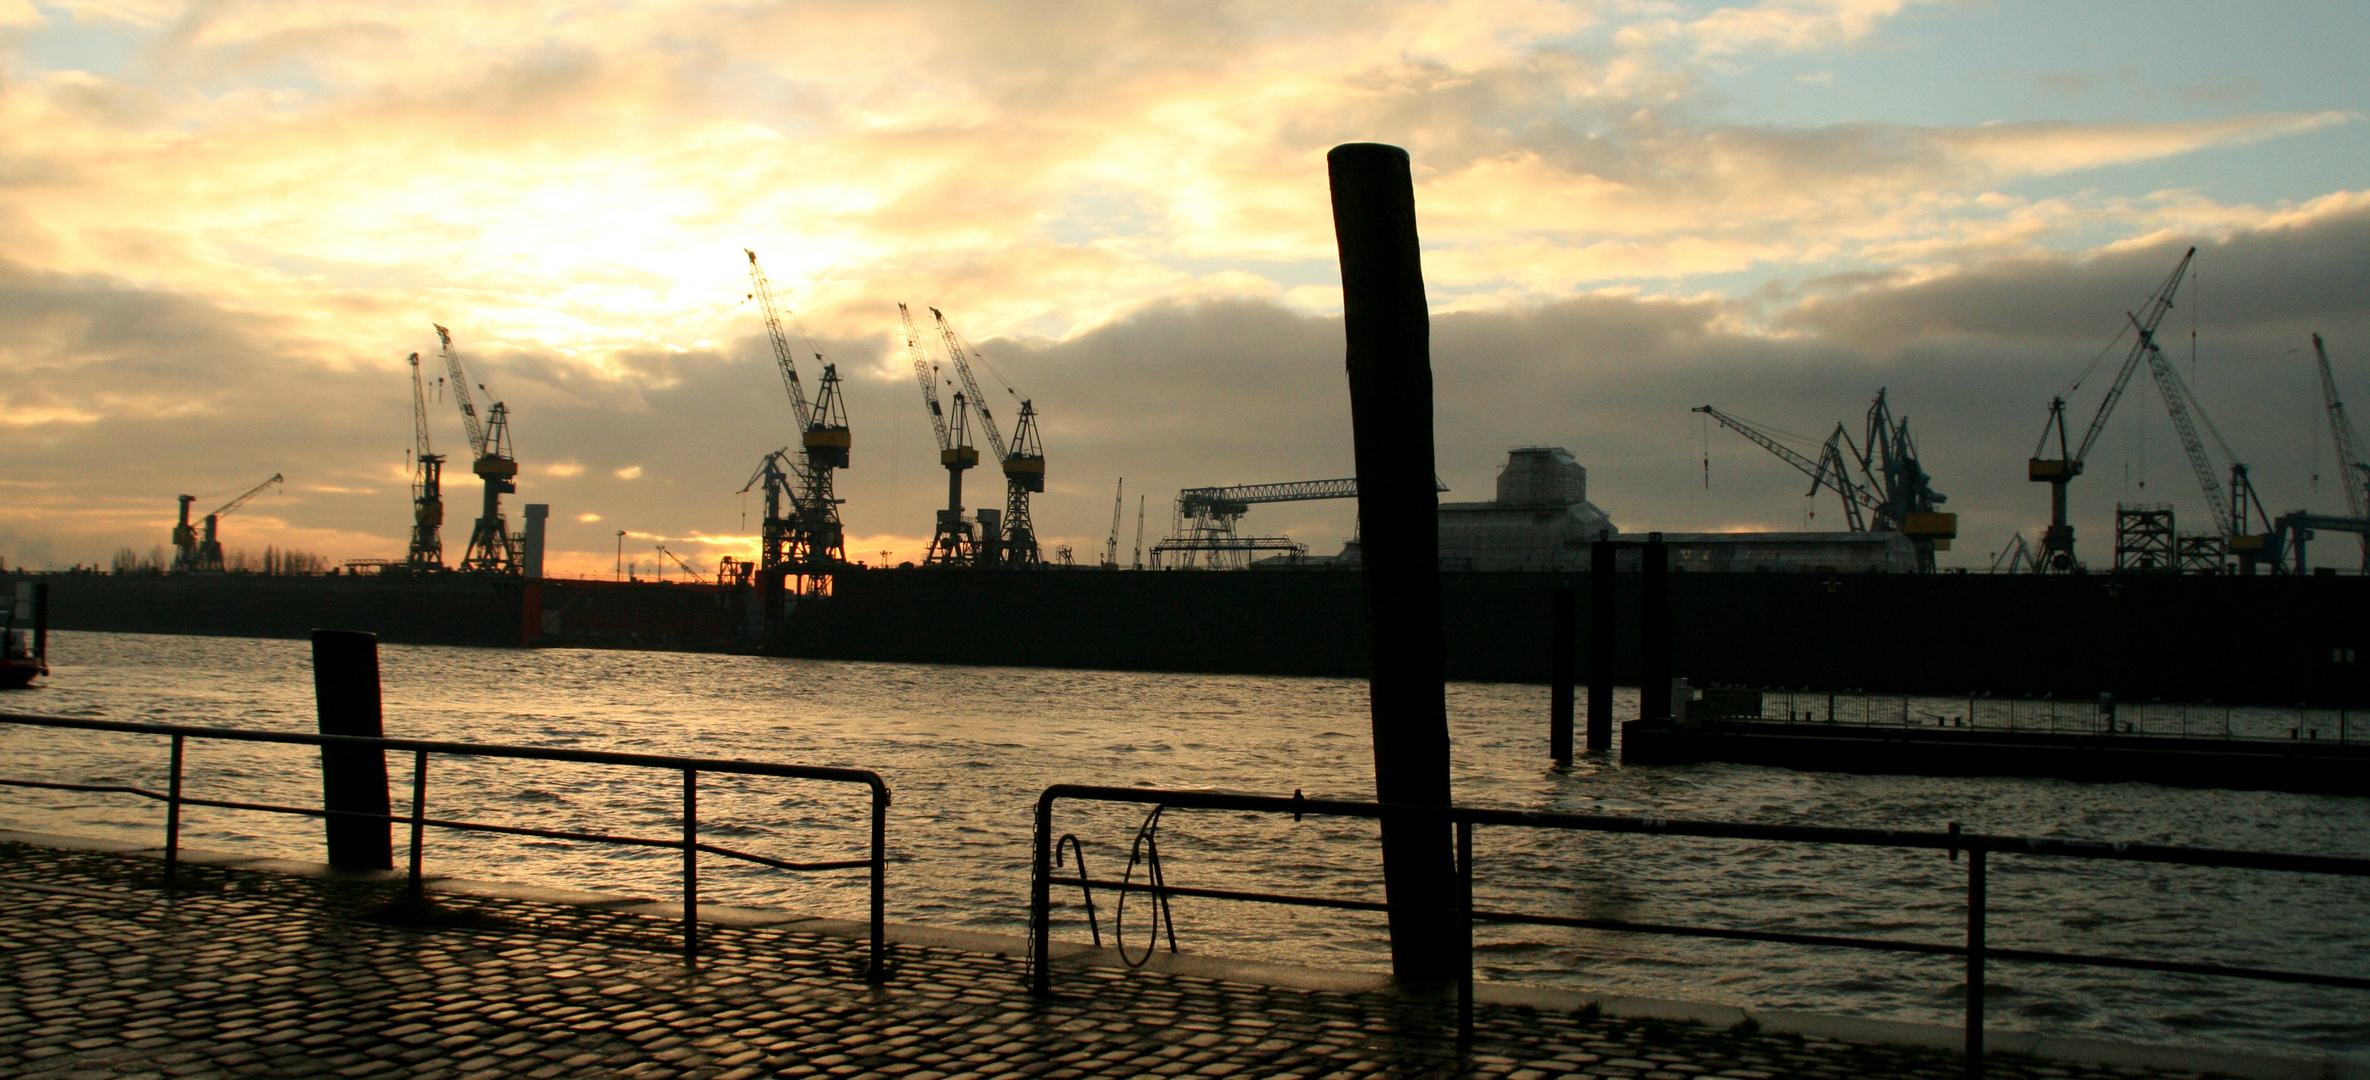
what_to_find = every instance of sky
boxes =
[4,0,2369,577]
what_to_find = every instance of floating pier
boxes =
[1622,718,2370,796]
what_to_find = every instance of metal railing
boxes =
[1030,784,2370,1078]
[1720,687,2360,745]
[0,712,891,981]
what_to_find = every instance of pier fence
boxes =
[1030,783,2370,1079]
[0,712,890,981]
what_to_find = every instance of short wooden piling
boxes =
[312,629,393,871]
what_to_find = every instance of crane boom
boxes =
[409,353,434,461]
[931,308,1007,461]
[1694,405,1884,516]
[2140,337,2235,537]
[2315,334,2370,520]
[2069,247,2195,468]
[211,473,283,518]
[745,249,814,432]
[900,304,951,451]
[435,324,488,457]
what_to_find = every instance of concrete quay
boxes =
[0,833,2352,1080]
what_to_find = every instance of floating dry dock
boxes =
[1622,718,2370,796]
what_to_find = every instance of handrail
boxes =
[1030,784,2370,1079]
[0,712,891,983]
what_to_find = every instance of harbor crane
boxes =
[655,545,701,580]
[172,473,283,573]
[407,351,445,570]
[2276,333,2370,573]
[932,307,1043,566]
[436,325,521,574]
[1101,478,1125,570]
[744,250,850,597]
[2026,248,2192,572]
[2129,306,2279,571]
[1693,388,1955,572]
[901,303,980,566]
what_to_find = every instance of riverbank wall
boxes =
[16,567,2366,706]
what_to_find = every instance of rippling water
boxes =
[2,631,2365,1058]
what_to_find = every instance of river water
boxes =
[1,630,2364,1058]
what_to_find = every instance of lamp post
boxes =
[615,531,625,581]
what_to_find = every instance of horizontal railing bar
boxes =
[1985,946,2370,990]
[1041,785,2370,877]
[1477,911,1966,957]
[0,712,887,797]
[0,778,872,874]
[1055,876,1395,913]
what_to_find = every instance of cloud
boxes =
[1,0,2364,574]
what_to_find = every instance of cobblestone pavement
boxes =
[0,842,2224,1080]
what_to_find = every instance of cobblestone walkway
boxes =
[0,842,2223,1080]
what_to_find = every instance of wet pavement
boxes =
[0,839,2263,1080]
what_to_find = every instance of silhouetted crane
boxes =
[436,325,520,574]
[2027,248,2193,572]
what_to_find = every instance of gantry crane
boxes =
[171,473,283,573]
[1694,389,1955,571]
[744,251,850,596]
[406,351,446,570]
[435,325,520,574]
[2027,248,2193,572]
[1153,476,1444,569]
[932,307,1043,566]
[900,304,980,566]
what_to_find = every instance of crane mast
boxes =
[407,351,446,570]
[436,325,520,575]
[1102,478,1124,570]
[2027,247,2195,572]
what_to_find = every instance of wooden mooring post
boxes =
[1329,141,1460,985]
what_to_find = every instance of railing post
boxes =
[163,734,184,889]
[1456,817,1475,1044]
[682,768,698,962]
[1965,846,1986,1080]
[407,750,428,904]
[869,785,888,984]
[1030,792,1056,995]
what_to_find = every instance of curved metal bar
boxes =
[1054,834,1100,946]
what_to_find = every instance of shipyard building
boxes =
[1309,447,1918,574]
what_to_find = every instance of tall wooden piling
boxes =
[1588,540,1616,752]
[1550,585,1576,763]
[312,629,393,871]
[1640,533,1672,722]
[1328,141,1459,985]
